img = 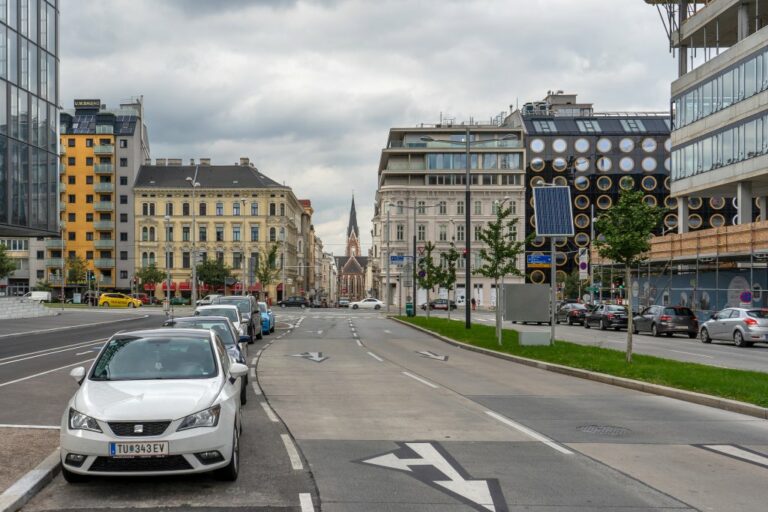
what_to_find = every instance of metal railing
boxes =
[93,221,115,231]
[93,183,114,193]
[93,240,114,250]
[94,163,114,174]
[93,201,114,212]
[94,144,114,155]
[94,258,115,268]
[96,125,114,134]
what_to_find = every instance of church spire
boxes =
[347,195,359,239]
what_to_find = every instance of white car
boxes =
[60,328,247,482]
[349,298,384,310]
[196,294,221,306]
[195,305,246,337]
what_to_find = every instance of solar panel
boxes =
[533,186,574,237]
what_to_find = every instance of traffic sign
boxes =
[390,255,405,264]
[417,246,425,256]
[527,254,552,268]
[740,291,753,303]
[578,248,589,280]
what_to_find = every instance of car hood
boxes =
[75,379,222,421]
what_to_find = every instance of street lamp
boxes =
[421,132,518,328]
[185,168,200,304]
[241,199,247,296]
[164,214,172,315]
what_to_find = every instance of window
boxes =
[269,203,276,216]
[232,225,241,241]
[67,231,75,241]
[36,250,43,259]
[416,201,426,214]
[85,138,93,147]
[216,251,224,263]
[166,226,173,242]
[457,201,464,215]
[148,227,156,242]
[120,251,127,261]
[417,224,426,241]
[119,195,127,205]
[474,201,482,215]
[142,203,155,216]
[85,232,93,241]
[119,139,127,148]
[199,226,207,242]
[199,202,207,216]
[166,251,174,268]
[216,202,223,216]
[67,175,75,185]
[620,119,647,133]
[86,213,93,222]
[269,227,276,242]
[251,202,258,216]
[120,270,128,279]
[86,195,93,204]
[182,203,190,216]
[119,176,128,186]
[119,158,127,167]
[182,252,190,269]
[456,225,465,241]
[120,232,128,242]
[67,138,75,147]
[396,201,403,214]
[576,120,601,133]
[86,175,93,185]
[251,225,260,241]
[215,226,224,242]
[182,226,190,241]
[85,157,93,166]
[67,194,75,203]
[166,203,173,216]
[396,225,404,241]
[438,201,447,214]
[67,212,75,222]
[233,202,240,216]
[67,156,75,165]
[532,120,557,133]
[120,213,128,223]
[439,224,447,241]
[233,252,242,269]
[280,203,285,216]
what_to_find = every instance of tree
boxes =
[0,244,16,280]
[255,244,280,297]
[33,280,53,291]
[416,241,442,319]
[66,256,87,289]
[197,259,232,292]
[562,269,588,300]
[136,263,166,300]
[477,204,527,344]
[594,190,663,363]
[439,243,461,321]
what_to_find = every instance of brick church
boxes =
[335,197,368,301]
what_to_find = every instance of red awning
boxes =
[178,282,191,291]
[232,283,242,291]
[248,283,262,292]
[161,282,177,291]
[143,283,155,291]
[199,283,209,291]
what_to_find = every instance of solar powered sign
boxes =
[533,186,574,237]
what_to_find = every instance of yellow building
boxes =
[133,157,308,302]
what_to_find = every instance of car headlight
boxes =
[177,404,221,431]
[69,408,102,432]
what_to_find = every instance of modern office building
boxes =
[42,98,150,292]
[372,121,526,308]
[133,158,311,302]
[0,0,60,237]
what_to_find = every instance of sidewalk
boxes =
[0,310,149,337]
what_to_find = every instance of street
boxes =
[3,309,766,511]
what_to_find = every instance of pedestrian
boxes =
[471,297,476,311]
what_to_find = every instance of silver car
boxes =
[700,308,768,347]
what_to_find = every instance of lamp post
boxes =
[385,205,391,315]
[164,215,172,315]
[60,223,65,311]
[185,168,200,304]
[241,199,247,296]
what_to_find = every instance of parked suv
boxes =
[277,296,309,308]
[212,295,261,342]
[584,304,628,330]
[633,305,698,338]
[700,308,768,347]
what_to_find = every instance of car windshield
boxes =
[747,310,768,319]
[91,336,217,381]
[665,307,694,316]
[197,308,239,324]
[164,320,236,346]
[215,297,250,314]
[258,303,268,313]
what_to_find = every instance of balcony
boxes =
[45,239,64,249]
[94,239,114,250]
[94,144,114,155]
[94,258,115,268]
[93,201,114,212]
[59,163,66,174]
[93,182,114,193]
[59,203,66,212]
[93,220,115,231]
[98,276,114,286]
[94,164,113,175]
[96,125,114,134]
[59,182,66,193]
[46,258,64,268]
[387,139,524,150]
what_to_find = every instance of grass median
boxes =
[399,316,768,408]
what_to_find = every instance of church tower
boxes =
[346,196,361,258]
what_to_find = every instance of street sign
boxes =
[390,255,405,264]
[578,248,589,280]
[527,254,552,268]
[417,246,425,256]
[740,291,753,303]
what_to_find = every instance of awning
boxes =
[161,282,177,291]
[178,282,191,291]
[143,283,155,291]
[232,282,242,291]
[248,283,262,292]
[199,283,210,292]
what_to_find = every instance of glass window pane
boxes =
[0,136,5,223]
[0,81,5,135]
[0,24,5,80]
[745,57,757,97]
[28,43,36,95]
[18,88,26,142]
[46,52,54,101]
[46,2,55,54]
[483,153,497,169]
[8,29,17,84]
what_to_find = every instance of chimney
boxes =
[239,157,250,166]
[200,158,211,166]
[155,158,167,166]
[167,158,182,166]
[189,158,195,165]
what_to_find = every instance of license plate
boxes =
[109,441,169,458]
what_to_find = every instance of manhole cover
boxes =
[578,424,630,436]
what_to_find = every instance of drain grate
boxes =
[578,424,630,436]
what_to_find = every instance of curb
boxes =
[0,448,60,512]
[391,318,768,420]
[0,314,150,339]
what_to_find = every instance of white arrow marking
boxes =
[417,350,448,361]
[290,352,328,363]
[360,442,502,511]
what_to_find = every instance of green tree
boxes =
[439,243,461,321]
[197,258,232,292]
[255,244,280,296]
[594,190,663,363]
[416,241,442,319]
[136,263,166,300]
[0,244,16,280]
[477,203,527,344]
[33,280,53,291]
[66,256,87,289]
[562,269,588,300]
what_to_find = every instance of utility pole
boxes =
[386,207,391,315]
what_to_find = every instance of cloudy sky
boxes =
[61,0,676,254]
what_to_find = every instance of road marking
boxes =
[290,352,328,363]
[352,333,358,338]
[0,359,95,389]
[281,434,304,470]
[417,350,448,361]
[367,351,383,362]
[317,330,323,335]
[251,357,258,365]
[485,411,573,455]
[250,367,256,378]
[260,401,279,422]
[356,339,363,347]
[402,371,439,389]
[384,329,391,334]
[75,351,91,356]
[667,349,715,359]
[256,350,262,357]
[0,424,59,430]
[251,382,262,395]
[0,338,105,365]
[299,493,315,512]
[0,315,149,339]
[359,441,506,511]
[698,444,768,469]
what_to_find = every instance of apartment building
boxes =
[133,158,309,302]
[372,121,526,308]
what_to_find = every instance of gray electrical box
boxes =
[503,284,551,324]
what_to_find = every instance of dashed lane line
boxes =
[251,382,262,395]
[280,434,304,470]
[250,367,256,378]
[0,359,95,388]
[485,410,573,455]
[0,338,105,365]
[299,493,315,512]
[402,371,439,389]
[355,339,363,347]
[367,352,383,362]
[260,401,279,423]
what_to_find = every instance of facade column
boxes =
[737,181,753,224]
[677,196,689,234]
[738,2,750,41]
[678,1,689,77]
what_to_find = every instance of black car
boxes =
[212,295,261,342]
[278,296,309,308]
[556,303,589,325]
[584,304,628,330]
[420,299,457,311]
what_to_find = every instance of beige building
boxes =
[133,158,309,301]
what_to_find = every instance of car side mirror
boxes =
[710,313,717,320]
[69,366,86,385]
[229,362,248,379]
[239,335,251,344]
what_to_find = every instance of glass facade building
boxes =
[0,0,58,236]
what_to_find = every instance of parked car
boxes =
[195,305,246,338]
[162,316,250,405]
[59,328,245,482]
[130,293,153,305]
[584,304,628,330]
[350,298,384,310]
[633,305,698,338]
[21,291,52,303]
[556,303,589,325]
[257,301,275,335]
[700,308,768,347]
[420,299,457,311]
[277,296,309,308]
[196,294,221,306]
[212,295,260,342]
[169,296,190,306]
[98,293,143,308]
[338,297,350,308]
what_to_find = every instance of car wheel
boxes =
[240,378,247,405]
[215,425,240,481]
[61,465,88,483]
[688,332,697,339]
[584,320,590,329]
[734,330,748,347]
[374,305,381,310]
[651,323,661,337]
[665,332,673,337]
[256,329,263,341]
[700,328,712,344]
[270,326,275,333]
[600,320,607,331]
[352,305,358,310]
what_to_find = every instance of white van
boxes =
[21,291,52,303]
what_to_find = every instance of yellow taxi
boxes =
[98,293,143,308]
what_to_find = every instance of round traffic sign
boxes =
[740,291,753,303]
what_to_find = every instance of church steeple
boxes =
[346,196,360,257]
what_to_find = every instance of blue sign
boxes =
[527,254,552,265]
[533,186,574,237]
[390,255,405,264]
